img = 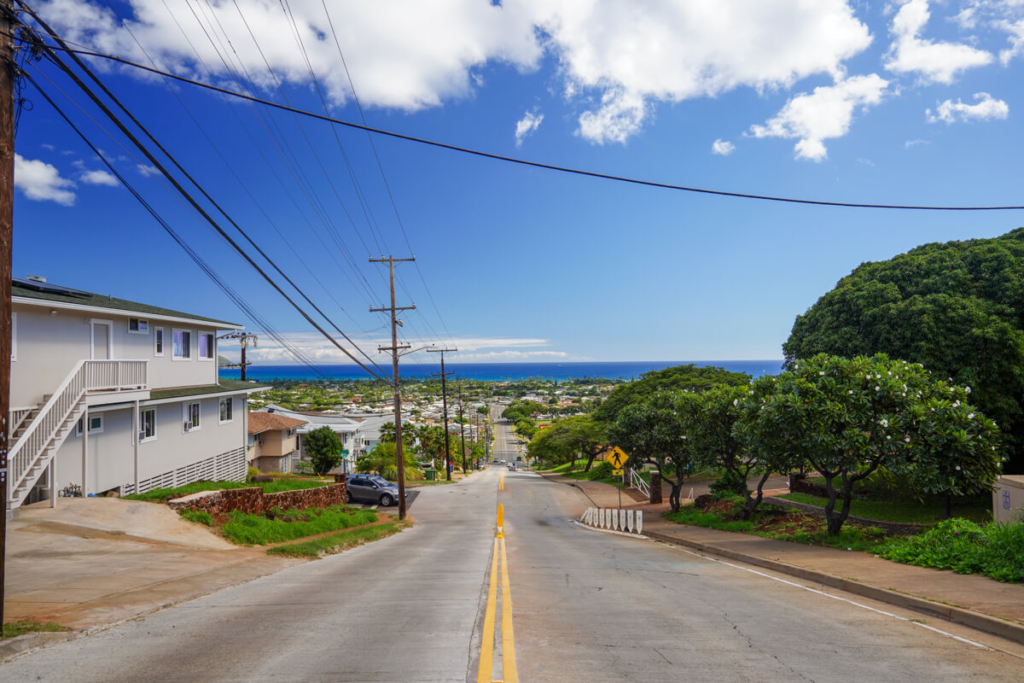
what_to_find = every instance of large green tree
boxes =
[594,364,751,424]
[783,228,1024,471]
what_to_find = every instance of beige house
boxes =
[247,412,307,473]
[7,276,268,513]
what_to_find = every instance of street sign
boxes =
[605,447,628,470]
[612,469,623,476]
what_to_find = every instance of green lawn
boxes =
[221,505,378,545]
[125,477,333,503]
[267,521,406,558]
[777,492,991,525]
[1,619,67,640]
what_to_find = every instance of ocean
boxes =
[219,360,785,382]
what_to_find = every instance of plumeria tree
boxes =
[610,392,702,512]
[743,354,930,535]
[906,383,1003,517]
[691,385,772,518]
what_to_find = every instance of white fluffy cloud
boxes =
[748,74,889,161]
[926,92,1009,123]
[14,154,76,205]
[35,1,874,145]
[1000,18,1024,63]
[514,110,544,146]
[79,169,120,186]
[884,0,993,84]
[711,139,736,156]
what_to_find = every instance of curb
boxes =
[644,528,1024,646]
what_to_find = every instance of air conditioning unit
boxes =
[184,421,193,431]
[139,431,146,441]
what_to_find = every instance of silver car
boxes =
[345,475,401,507]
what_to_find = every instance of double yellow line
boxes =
[499,470,505,491]
[478,503,517,682]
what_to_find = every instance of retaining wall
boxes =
[169,475,347,516]
[764,496,927,535]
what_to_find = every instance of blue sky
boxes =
[11,0,1024,367]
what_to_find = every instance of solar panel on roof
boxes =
[12,277,91,299]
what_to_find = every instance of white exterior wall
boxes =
[11,302,223,407]
[54,393,248,494]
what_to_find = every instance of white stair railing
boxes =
[631,469,651,499]
[7,359,148,508]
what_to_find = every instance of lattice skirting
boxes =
[122,446,247,495]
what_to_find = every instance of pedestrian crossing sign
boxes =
[605,447,628,470]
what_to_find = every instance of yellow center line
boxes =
[477,537,499,683]
[499,537,518,683]
[499,470,505,491]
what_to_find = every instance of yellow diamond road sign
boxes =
[605,447,628,470]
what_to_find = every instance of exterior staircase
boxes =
[6,360,147,512]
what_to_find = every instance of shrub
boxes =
[180,509,214,526]
[710,469,747,500]
[246,467,261,482]
[879,518,1024,582]
[588,461,613,480]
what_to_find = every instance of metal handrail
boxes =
[631,469,651,499]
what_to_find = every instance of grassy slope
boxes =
[221,506,378,545]
[777,492,991,525]
[267,521,406,558]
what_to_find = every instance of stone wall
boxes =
[169,475,347,516]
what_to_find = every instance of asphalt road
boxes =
[3,409,1023,681]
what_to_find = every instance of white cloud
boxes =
[926,91,1009,122]
[711,139,736,156]
[14,154,76,205]
[136,163,160,177]
[884,0,993,84]
[514,110,544,146]
[999,18,1024,63]
[80,169,120,186]
[904,138,930,148]
[748,74,888,161]
[35,1,874,144]
[577,90,646,144]
[857,157,875,166]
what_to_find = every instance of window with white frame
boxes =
[172,329,191,360]
[154,327,164,356]
[128,318,149,334]
[184,402,201,432]
[219,397,233,423]
[140,408,157,442]
[198,332,214,360]
[76,414,104,436]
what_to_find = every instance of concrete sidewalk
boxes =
[538,470,1024,645]
[4,498,298,636]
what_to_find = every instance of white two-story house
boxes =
[7,276,267,513]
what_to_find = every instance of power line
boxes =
[16,36,1024,213]
[20,10,389,380]
[26,72,332,380]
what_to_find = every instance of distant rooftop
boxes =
[12,277,242,328]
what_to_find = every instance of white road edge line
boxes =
[663,542,993,651]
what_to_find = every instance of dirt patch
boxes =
[754,510,825,536]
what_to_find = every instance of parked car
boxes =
[346,475,401,507]
[507,463,517,471]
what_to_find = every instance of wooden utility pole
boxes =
[370,256,415,521]
[427,347,456,480]
[218,332,258,381]
[0,0,16,630]
[457,384,467,473]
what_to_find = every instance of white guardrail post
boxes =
[579,507,643,535]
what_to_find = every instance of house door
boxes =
[91,321,112,360]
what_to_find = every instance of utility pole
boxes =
[458,384,467,473]
[370,256,415,521]
[218,332,257,381]
[427,347,456,480]
[0,0,16,629]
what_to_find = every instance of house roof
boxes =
[149,378,269,400]
[248,412,308,435]
[12,277,242,328]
